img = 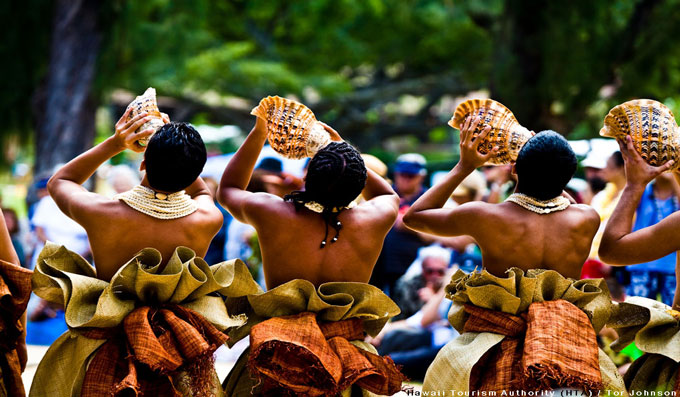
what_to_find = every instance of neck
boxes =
[139,176,175,194]
[514,186,557,201]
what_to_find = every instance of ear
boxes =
[139,160,146,172]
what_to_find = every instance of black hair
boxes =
[515,130,577,200]
[611,151,624,168]
[284,142,367,248]
[144,122,207,192]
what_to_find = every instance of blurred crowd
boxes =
[2,139,676,379]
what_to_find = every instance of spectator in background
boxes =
[625,172,680,305]
[371,153,430,295]
[427,170,485,272]
[370,265,459,381]
[482,164,515,203]
[1,208,26,268]
[586,151,627,298]
[392,245,452,320]
[581,149,610,205]
[31,193,90,266]
[107,164,140,194]
[203,176,231,265]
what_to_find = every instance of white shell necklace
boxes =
[505,193,570,214]
[115,185,198,220]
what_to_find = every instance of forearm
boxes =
[218,123,267,195]
[674,254,680,310]
[362,169,396,200]
[599,183,645,259]
[0,210,19,265]
[48,137,123,189]
[409,163,472,214]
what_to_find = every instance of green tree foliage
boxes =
[3,0,680,170]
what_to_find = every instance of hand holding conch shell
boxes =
[617,135,674,188]
[450,99,533,165]
[113,107,155,153]
[250,96,332,159]
[458,115,499,170]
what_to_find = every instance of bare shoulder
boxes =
[567,204,600,226]
[457,200,498,216]
[243,192,291,222]
[193,199,224,228]
[355,195,399,226]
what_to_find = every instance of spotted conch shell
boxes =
[600,99,680,170]
[125,87,165,147]
[449,99,534,165]
[251,96,331,159]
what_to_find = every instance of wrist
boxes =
[104,136,126,154]
[454,162,475,174]
[624,181,647,192]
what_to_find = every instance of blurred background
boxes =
[4,0,680,383]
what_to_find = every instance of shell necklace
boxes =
[115,185,198,220]
[505,193,570,214]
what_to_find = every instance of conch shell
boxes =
[600,99,680,170]
[449,99,534,165]
[125,87,165,147]
[251,96,331,159]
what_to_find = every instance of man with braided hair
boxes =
[219,115,407,395]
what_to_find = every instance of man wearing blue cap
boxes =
[371,153,431,295]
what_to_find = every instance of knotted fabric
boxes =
[222,279,403,396]
[0,260,32,397]
[29,243,262,397]
[81,305,228,397]
[465,300,603,392]
[248,312,405,396]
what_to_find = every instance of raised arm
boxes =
[0,209,19,265]
[47,109,156,222]
[218,116,279,223]
[403,116,497,236]
[599,136,678,264]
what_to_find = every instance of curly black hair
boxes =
[144,122,207,192]
[515,130,576,200]
[284,142,367,248]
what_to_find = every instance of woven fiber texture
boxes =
[0,260,32,397]
[608,296,680,392]
[422,268,626,394]
[223,279,402,396]
[29,242,261,397]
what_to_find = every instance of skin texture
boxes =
[47,110,223,281]
[403,116,600,279]
[218,117,399,289]
[599,136,680,307]
[0,209,26,370]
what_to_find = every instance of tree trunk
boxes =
[33,0,101,178]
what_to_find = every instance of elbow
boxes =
[402,210,422,231]
[597,240,617,265]
[216,186,228,208]
[46,175,59,196]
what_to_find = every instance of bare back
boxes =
[470,202,600,279]
[75,197,222,281]
[246,195,396,289]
